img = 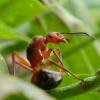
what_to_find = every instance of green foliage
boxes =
[4,92,29,100]
[0,23,31,42]
[0,0,100,100]
[0,54,9,75]
[48,70,100,99]
[0,76,55,100]
[0,0,46,26]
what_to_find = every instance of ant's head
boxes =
[45,32,69,44]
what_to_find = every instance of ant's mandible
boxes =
[12,32,89,90]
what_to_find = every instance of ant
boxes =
[12,32,89,90]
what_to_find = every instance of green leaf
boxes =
[0,41,27,56]
[4,92,30,100]
[31,12,69,35]
[0,0,46,26]
[0,0,10,7]
[48,70,100,99]
[0,76,55,100]
[0,54,9,75]
[0,23,31,43]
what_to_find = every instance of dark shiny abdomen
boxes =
[31,70,63,90]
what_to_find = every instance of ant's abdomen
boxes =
[31,70,63,90]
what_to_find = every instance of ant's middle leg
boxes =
[15,61,33,72]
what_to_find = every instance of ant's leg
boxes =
[41,61,52,67]
[44,48,79,76]
[12,51,30,66]
[44,48,63,66]
[53,48,64,66]
[57,48,63,63]
[51,60,84,82]
[44,60,84,82]
[12,51,31,76]
[15,61,33,72]
[54,48,64,72]
[52,49,64,66]
[42,48,64,69]
[42,49,84,82]
[12,52,16,76]
[44,49,52,59]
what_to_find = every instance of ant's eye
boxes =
[48,35,52,38]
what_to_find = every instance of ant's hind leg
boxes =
[12,51,31,76]
[15,61,33,72]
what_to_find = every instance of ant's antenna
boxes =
[62,32,89,36]
[62,32,96,39]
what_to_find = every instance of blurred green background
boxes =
[0,0,100,100]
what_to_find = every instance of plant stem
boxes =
[48,69,100,100]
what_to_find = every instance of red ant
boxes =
[12,32,89,90]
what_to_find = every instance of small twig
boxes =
[48,69,100,100]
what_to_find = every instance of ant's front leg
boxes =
[44,48,63,66]
[53,48,64,66]
[52,48,65,72]
[42,48,64,70]
[48,60,84,83]
[41,59,84,83]
[43,49,53,59]
[43,49,84,83]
